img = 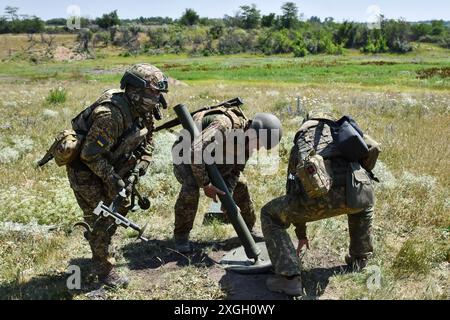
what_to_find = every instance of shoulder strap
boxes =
[109,92,133,129]
[195,106,247,130]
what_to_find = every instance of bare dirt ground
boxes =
[118,237,349,300]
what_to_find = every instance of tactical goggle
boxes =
[121,71,169,92]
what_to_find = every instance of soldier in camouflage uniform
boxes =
[172,110,282,253]
[262,111,376,296]
[66,63,169,287]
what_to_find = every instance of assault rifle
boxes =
[154,97,244,133]
[74,174,150,242]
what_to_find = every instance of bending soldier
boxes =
[172,108,283,253]
[261,110,379,296]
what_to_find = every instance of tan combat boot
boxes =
[93,257,129,289]
[266,275,304,296]
[99,267,129,289]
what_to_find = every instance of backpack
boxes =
[38,90,132,167]
[293,115,381,199]
[294,119,340,198]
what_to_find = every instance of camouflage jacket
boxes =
[75,90,154,182]
[190,113,248,193]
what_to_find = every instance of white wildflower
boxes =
[42,109,59,119]
[0,147,20,164]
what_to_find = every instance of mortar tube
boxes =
[174,104,261,262]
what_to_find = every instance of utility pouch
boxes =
[296,152,332,199]
[51,130,84,166]
[346,162,375,209]
[360,134,381,172]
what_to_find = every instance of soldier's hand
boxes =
[108,173,126,195]
[296,238,310,256]
[203,184,225,203]
[221,205,240,221]
[136,160,150,176]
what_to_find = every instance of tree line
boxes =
[1,3,449,56]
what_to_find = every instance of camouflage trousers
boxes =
[67,164,130,274]
[261,186,374,277]
[173,163,256,240]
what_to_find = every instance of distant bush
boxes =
[361,36,388,54]
[293,44,308,57]
[390,39,413,53]
[218,28,255,54]
[46,87,67,104]
[439,35,450,49]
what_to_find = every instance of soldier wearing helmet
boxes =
[171,105,282,253]
[65,63,169,288]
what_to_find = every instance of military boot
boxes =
[345,254,369,272]
[99,267,129,289]
[92,258,129,288]
[174,235,192,254]
[266,275,303,296]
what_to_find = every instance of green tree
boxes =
[238,4,261,29]
[261,13,276,28]
[0,17,9,33]
[4,6,19,20]
[431,20,445,36]
[95,10,120,29]
[411,23,433,40]
[382,19,412,53]
[180,8,200,26]
[280,2,299,29]
[46,18,67,26]
[209,25,224,39]
[20,16,45,33]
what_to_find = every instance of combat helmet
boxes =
[121,63,169,92]
[121,63,169,118]
[249,113,283,150]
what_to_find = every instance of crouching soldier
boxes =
[42,64,170,288]
[172,106,282,253]
[261,110,380,296]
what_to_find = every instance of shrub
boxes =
[218,28,255,54]
[46,87,67,105]
[258,29,293,54]
[390,39,413,53]
[293,44,308,57]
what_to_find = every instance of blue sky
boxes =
[1,0,449,21]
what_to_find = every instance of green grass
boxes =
[46,87,67,104]
[1,44,449,90]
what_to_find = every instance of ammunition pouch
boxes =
[346,162,375,209]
